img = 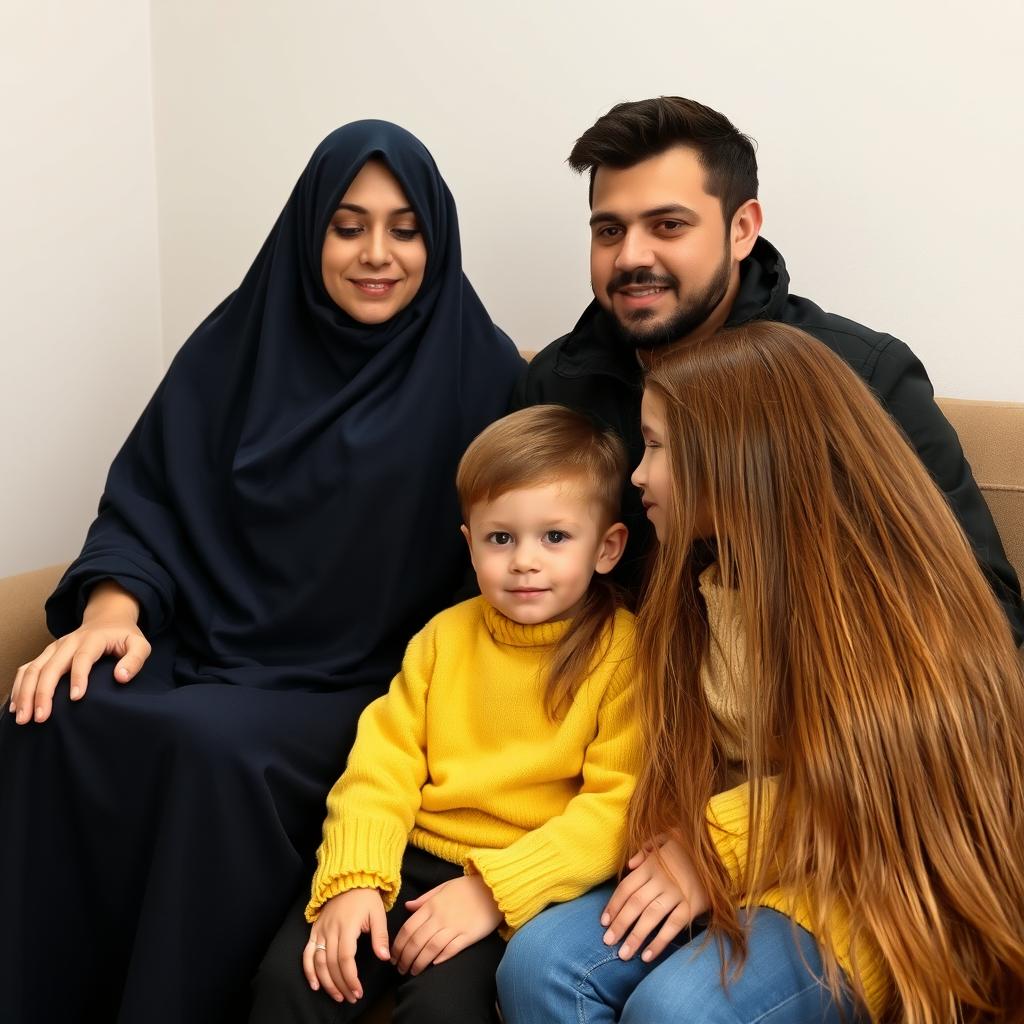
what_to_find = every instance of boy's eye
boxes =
[487,532,513,545]
[545,530,569,544]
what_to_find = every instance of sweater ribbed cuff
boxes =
[306,819,408,921]
[466,836,585,933]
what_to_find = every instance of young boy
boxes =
[251,405,641,1023]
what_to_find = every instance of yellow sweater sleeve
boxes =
[465,656,641,932]
[305,623,435,921]
[707,781,889,1018]
[705,778,779,892]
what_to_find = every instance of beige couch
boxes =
[1,397,1020,1023]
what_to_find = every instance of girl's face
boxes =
[633,387,716,544]
[632,388,673,542]
[321,159,427,324]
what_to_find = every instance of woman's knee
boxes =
[620,910,856,1024]
[501,888,611,984]
[498,885,639,1023]
[497,918,570,1015]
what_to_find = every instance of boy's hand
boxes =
[392,874,503,976]
[304,888,390,1003]
[601,836,709,962]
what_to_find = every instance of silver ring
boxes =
[314,942,327,951]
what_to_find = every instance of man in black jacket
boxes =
[513,96,1023,643]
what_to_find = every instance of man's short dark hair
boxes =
[568,96,758,225]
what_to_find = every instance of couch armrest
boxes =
[0,564,66,700]
[937,398,1024,587]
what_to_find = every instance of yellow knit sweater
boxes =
[700,567,890,1020]
[307,596,641,935]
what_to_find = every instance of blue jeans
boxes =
[497,884,864,1023]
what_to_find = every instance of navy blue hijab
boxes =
[48,121,524,690]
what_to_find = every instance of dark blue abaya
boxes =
[0,121,523,1023]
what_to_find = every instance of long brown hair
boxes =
[629,322,1024,1021]
[457,404,627,719]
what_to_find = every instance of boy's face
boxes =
[461,481,627,625]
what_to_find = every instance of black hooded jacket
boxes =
[512,236,1023,645]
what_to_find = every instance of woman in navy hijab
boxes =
[0,121,523,1023]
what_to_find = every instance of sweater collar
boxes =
[482,600,571,648]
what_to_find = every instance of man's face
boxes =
[589,146,733,347]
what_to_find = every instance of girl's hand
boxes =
[9,581,148,725]
[304,889,390,1004]
[392,874,503,976]
[601,836,709,962]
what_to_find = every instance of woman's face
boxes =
[321,159,427,324]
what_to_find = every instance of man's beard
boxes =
[606,243,732,350]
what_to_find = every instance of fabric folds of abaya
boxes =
[0,121,524,1024]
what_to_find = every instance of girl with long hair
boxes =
[499,322,1024,1023]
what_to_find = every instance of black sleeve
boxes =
[507,361,540,414]
[45,504,175,639]
[45,384,178,639]
[872,336,1023,645]
[507,342,565,414]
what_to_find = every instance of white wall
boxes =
[0,0,163,577]
[151,0,1024,404]
[4,0,1022,576]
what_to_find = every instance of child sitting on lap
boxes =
[250,404,641,1024]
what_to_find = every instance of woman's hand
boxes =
[9,580,148,725]
[392,874,503,976]
[601,836,709,962]
[304,888,390,1004]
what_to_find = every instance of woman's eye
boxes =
[545,530,569,544]
[332,224,362,238]
[391,227,420,241]
[488,532,513,545]
[645,439,661,449]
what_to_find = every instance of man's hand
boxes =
[601,836,709,962]
[304,888,390,1004]
[392,874,503,976]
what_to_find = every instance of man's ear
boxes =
[730,199,763,262]
[595,522,628,575]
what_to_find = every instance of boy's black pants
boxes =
[249,846,504,1023]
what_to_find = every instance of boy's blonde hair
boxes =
[457,405,628,719]
[457,404,626,527]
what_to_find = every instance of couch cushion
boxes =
[0,564,65,700]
